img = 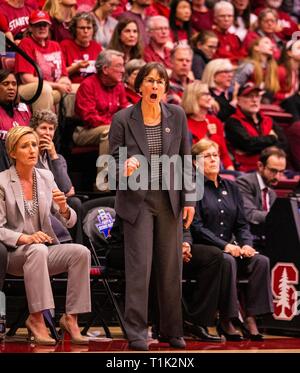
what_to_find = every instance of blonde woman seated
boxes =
[0,127,91,345]
[181,81,234,171]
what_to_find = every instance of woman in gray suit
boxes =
[109,62,195,351]
[0,127,91,345]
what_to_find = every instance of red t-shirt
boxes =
[15,36,68,81]
[0,2,34,38]
[191,9,214,32]
[0,13,9,32]
[188,115,233,169]
[60,39,102,84]
[0,103,31,141]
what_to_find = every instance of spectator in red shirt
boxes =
[225,83,282,172]
[43,0,77,42]
[61,12,102,85]
[255,0,299,41]
[229,0,258,42]
[15,10,73,112]
[191,0,214,32]
[169,0,192,45]
[243,8,284,60]
[167,44,193,105]
[0,0,34,40]
[182,81,234,170]
[124,58,145,104]
[74,49,128,158]
[213,1,242,65]
[108,18,143,63]
[144,16,172,70]
[0,69,30,148]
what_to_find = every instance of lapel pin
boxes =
[222,190,227,195]
[165,127,170,133]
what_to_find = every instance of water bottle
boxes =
[0,291,6,336]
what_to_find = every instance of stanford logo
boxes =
[272,263,299,320]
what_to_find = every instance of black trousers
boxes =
[183,244,223,326]
[122,190,183,343]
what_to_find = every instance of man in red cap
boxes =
[15,9,73,112]
[225,82,286,172]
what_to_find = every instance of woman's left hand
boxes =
[52,188,69,215]
[183,207,195,229]
[241,245,257,257]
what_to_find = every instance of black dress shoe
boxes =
[168,337,186,349]
[184,322,222,342]
[216,324,243,342]
[129,340,149,351]
[248,333,264,341]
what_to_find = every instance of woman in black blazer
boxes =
[109,62,195,351]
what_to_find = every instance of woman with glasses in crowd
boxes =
[109,61,195,351]
[190,138,273,341]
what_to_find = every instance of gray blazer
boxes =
[0,166,76,249]
[236,172,277,225]
[109,101,195,225]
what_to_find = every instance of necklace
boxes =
[16,169,39,216]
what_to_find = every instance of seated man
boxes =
[225,82,286,172]
[236,146,287,252]
[74,49,129,158]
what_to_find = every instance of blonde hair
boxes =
[43,0,77,22]
[181,81,210,115]
[248,37,280,93]
[6,127,39,165]
[191,138,219,158]
[201,59,234,89]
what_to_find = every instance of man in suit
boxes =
[236,146,287,251]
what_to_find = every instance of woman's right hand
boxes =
[17,231,53,245]
[123,157,140,177]
[224,243,242,257]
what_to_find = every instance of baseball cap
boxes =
[237,82,263,97]
[29,10,51,25]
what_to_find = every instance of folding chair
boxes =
[80,196,127,339]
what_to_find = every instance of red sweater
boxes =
[75,74,129,129]
[187,115,233,169]
[214,29,242,65]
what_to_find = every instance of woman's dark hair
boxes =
[0,69,14,84]
[69,12,98,39]
[0,69,19,104]
[191,29,218,49]
[169,0,192,45]
[233,0,251,29]
[108,18,143,61]
[134,62,169,93]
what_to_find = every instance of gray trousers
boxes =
[123,190,183,342]
[0,242,7,291]
[219,253,274,319]
[7,243,91,314]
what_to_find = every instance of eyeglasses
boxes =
[217,70,233,74]
[143,78,165,86]
[76,26,93,30]
[151,27,169,32]
[265,166,285,175]
[110,63,124,70]
[201,152,219,160]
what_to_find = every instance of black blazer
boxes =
[109,101,195,224]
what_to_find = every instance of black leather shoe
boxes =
[184,322,222,342]
[168,337,186,349]
[248,333,264,341]
[129,340,149,351]
[216,324,243,342]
